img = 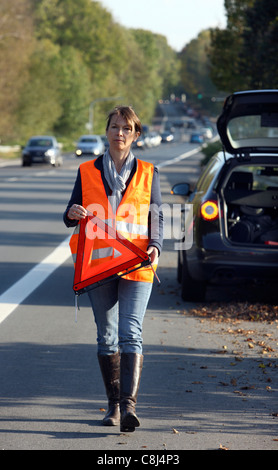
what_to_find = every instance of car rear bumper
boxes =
[187,246,278,282]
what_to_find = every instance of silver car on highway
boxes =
[75,135,105,157]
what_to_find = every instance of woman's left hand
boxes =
[147,246,159,266]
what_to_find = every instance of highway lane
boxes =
[1,140,277,451]
[0,136,204,451]
[0,137,202,319]
[0,165,74,295]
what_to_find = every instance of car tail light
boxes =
[200,200,219,221]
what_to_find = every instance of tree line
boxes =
[0,0,180,144]
[179,0,278,111]
[209,0,278,92]
[0,0,277,145]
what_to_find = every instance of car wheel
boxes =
[181,252,206,302]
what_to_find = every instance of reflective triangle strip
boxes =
[91,247,121,260]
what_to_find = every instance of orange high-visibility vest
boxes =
[69,158,156,283]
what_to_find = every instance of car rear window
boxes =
[227,114,278,150]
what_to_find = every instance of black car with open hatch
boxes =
[172,90,278,301]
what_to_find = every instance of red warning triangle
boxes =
[73,211,150,295]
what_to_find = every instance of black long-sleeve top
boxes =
[63,156,163,255]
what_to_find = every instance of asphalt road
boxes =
[0,136,277,452]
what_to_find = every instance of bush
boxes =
[201,140,222,166]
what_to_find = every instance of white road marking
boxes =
[0,236,71,325]
[156,146,202,168]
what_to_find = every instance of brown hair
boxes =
[106,106,142,135]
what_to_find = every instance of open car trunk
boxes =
[221,163,278,246]
[216,90,278,248]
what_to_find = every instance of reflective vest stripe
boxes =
[116,220,148,237]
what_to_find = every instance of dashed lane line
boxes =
[0,236,71,325]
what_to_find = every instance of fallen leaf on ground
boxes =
[219,443,229,450]
[188,302,278,323]
[172,428,179,434]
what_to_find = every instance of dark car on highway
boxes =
[161,131,174,143]
[172,90,278,301]
[22,135,62,167]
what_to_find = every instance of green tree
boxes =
[54,46,92,136]
[32,0,123,83]
[179,30,219,111]
[130,29,163,121]
[16,40,63,138]
[0,0,34,141]
[30,0,166,130]
[5,0,181,141]
[240,0,278,88]
[153,34,181,98]
[210,0,278,92]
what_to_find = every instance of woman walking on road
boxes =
[63,106,163,432]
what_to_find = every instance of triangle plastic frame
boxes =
[73,211,150,295]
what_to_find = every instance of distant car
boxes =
[201,127,213,140]
[190,132,204,143]
[100,135,109,150]
[22,135,62,167]
[132,135,146,150]
[144,132,162,148]
[144,133,153,148]
[75,135,105,157]
[165,121,175,132]
[172,89,278,301]
[161,131,174,143]
[187,120,196,129]
[173,120,184,128]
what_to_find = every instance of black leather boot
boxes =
[120,353,143,432]
[98,351,120,426]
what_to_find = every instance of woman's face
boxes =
[106,114,140,156]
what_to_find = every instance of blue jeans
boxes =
[88,278,153,355]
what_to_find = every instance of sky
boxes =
[100,0,227,51]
